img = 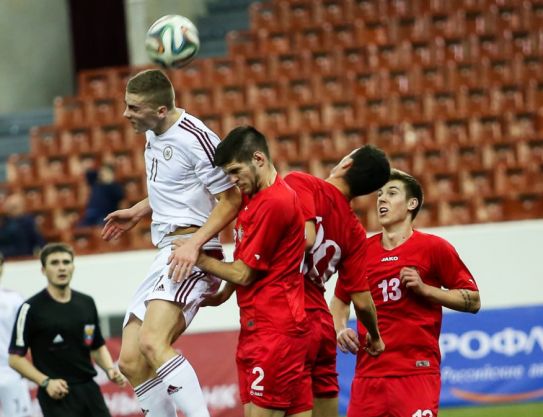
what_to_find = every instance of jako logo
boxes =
[440,326,543,359]
[381,256,399,262]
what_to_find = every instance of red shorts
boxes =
[305,309,339,398]
[236,329,313,414]
[347,374,441,417]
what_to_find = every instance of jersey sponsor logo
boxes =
[416,360,431,367]
[155,284,165,292]
[83,324,96,346]
[381,256,399,262]
[163,145,173,160]
[53,334,64,344]
[167,384,182,395]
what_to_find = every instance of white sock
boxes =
[134,377,177,417]
[157,355,210,417]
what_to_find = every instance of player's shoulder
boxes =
[367,232,383,245]
[179,113,219,139]
[0,288,24,302]
[413,229,448,244]
[284,171,313,183]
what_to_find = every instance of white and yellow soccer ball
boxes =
[145,14,200,68]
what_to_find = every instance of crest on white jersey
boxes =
[163,145,173,160]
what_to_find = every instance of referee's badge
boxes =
[163,146,173,160]
[83,324,96,346]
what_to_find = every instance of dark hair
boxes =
[388,169,424,219]
[345,145,391,197]
[214,125,271,167]
[40,243,74,267]
[0,251,3,265]
[126,69,174,110]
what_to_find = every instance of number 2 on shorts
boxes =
[251,366,265,392]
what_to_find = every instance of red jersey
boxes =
[234,175,307,335]
[284,172,369,311]
[335,230,478,377]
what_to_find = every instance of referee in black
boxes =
[8,243,126,417]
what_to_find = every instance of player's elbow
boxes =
[8,354,22,371]
[469,291,481,314]
[236,272,254,286]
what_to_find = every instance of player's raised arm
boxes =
[101,197,151,241]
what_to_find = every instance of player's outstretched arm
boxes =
[9,354,69,399]
[196,252,257,286]
[351,291,385,357]
[330,295,360,354]
[400,267,481,313]
[168,186,242,282]
[101,198,151,241]
[201,282,236,307]
[91,345,126,387]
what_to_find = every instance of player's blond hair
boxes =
[126,69,175,110]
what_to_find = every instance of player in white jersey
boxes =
[0,253,32,417]
[101,70,241,417]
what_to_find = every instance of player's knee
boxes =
[138,329,165,362]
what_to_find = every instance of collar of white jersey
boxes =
[156,108,185,139]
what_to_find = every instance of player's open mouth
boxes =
[379,207,389,214]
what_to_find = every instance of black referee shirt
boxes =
[9,289,106,384]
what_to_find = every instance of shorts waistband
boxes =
[167,226,200,237]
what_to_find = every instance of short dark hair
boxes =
[40,243,74,267]
[389,169,424,219]
[214,125,271,167]
[126,69,174,110]
[345,145,391,197]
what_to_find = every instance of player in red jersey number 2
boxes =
[178,126,312,417]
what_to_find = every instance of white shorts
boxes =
[123,237,222,328]
[0,376,32,417]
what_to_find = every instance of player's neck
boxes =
[257,166,277,191]
[381,221,413,249]
[47,285,72,303]
[154,108,182,136]
[325,177,351,200]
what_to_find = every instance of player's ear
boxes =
[157,105,168,118]
[252,151,266,167]
[407,197,419,211]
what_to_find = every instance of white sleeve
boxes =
[188,130,234,195]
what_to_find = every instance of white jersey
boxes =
[144,110,233,246]
[0,288,24,382]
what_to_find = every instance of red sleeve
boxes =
[284,173,317,222]
[431,237,478,291]
[337,226,369,293]
[236,197,287,271]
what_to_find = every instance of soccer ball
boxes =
[145,14,200,68]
